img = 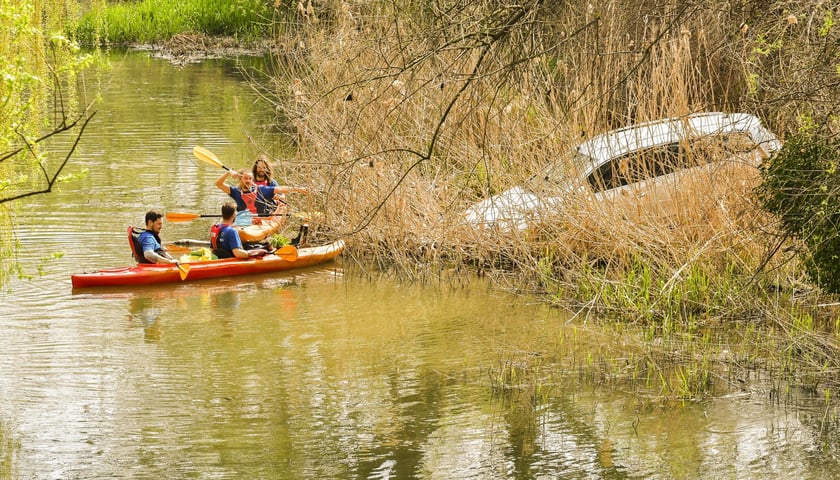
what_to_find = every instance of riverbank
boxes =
[137,32,271,65]
[248,1,840,404]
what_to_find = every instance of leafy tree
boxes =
[0,0,98,283]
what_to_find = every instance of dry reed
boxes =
[254,0,840,397]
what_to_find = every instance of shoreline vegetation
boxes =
[60,0,840,402]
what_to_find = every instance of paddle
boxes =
[176,262,190,280]
[274,245,298,261]
[193,145,236,173]
[168,242,298,262]
[166,211,322,223]
[167,212,230,222]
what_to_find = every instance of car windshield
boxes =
[528,150,593,194]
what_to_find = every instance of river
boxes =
[0,50,838,479]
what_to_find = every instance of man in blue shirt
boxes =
[130,210,179,265]
[210,202,268,259]
[214,169,308,217]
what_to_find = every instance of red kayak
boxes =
[71,240,345,288]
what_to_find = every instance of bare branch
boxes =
[0,104,93,165]
[0,110,96,205]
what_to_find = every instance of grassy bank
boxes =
[73,0,287,46]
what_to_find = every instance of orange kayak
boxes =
[237,215,286,243]
[71,240,344,288]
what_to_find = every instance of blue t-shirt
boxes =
[137,231,162,254]
[255,179,279,214]
[215,224,243,253]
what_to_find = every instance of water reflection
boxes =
[128,296,164,342]
[7,264,840,478]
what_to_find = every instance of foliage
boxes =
[74,0,284,45]
[0,0,97,192]
[0,0,98,285]
[1,1,87,150]
[270,233,290,249]
[756,130,840,294]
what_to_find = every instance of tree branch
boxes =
[0,110,96,205]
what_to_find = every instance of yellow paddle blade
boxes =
[275,245,298,262]
[177,263,190,281]
[193,145,225,169]
[166,212,201,222]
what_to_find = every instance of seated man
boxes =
[210,201,269,259]
[129,210,180,265]
[214,168,308,218]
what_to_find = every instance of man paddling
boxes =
[210,202,269,259]
[129,210,179,265]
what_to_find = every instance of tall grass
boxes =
[73,0,282,46]
[255,0,840,399]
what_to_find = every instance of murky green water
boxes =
[1,50,839,479]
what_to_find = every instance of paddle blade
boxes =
[166,212,200,222]
[177,263,190,281]
[275,245,298,262]
[193,145,225,169]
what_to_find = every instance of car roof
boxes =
[574,112,782,175]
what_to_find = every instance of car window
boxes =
[586,132,762,193]
[533,151,590,191]
[587,143,681,192]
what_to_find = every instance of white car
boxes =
[465,112,783,230]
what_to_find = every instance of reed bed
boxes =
[253,0,840,400]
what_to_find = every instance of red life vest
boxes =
[210,223,231,249]
[241,189,258,213]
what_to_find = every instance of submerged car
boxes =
[465,112,782,230]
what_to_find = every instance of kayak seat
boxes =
[128,226,147,263]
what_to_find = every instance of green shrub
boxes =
[755,131,840,294]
